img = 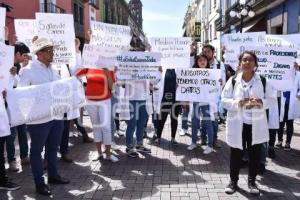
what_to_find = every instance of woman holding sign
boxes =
[221,51,276,195]
[186,54,215,154]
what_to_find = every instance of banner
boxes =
[36,13,76,65]
[0,45,14,92]
[6,77,86,127]
[247,46,296,91]
[116,51,161,81]
[0,7,6,43]
[82,44,119,69]
[149,37,192,69]
[176,68,221,103]
[222,32,266,70]
[90,21,131,50]
[14,19,37,51]
[0,95,10,137]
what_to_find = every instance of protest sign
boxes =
[36,13,76,65]
[82,44,119,69]
[6,77,86,127]
[0,94,10,137]
[176,68,221,103]
[14,19,37,51]
[222,32,266,70]
[149,37,192,69]
[90,21,131,50]
[0,45,14,92]
[247,46,296,91]
[116,51,161,81]
[0,7,6,43]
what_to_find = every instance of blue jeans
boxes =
[60,120,70,155]
[181,108,189,130]
[191,103,214,147]
[6,124,28,161]
[27,120,63,185]
[213,120,218,139]
[126,101,148,148]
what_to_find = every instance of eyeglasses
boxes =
[41,48,54,54]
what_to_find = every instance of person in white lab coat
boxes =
[221,51,276,195]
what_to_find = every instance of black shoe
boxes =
[200,139,207,146]
[248,182,260,195]
[284,143,291,151]
[136,145,151,153]
[0,181,21,191]
[36,183,52,196]
[268,147,276,158]
[126,148,139,158]
[241,160,248,168]
[224,181,238,194]
[48,175,70,184]
[258,164,265,175]
[275,141,283,149]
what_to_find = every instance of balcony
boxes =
[41,3,65,13]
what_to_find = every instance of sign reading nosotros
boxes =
[247,46,297,91]
[176,68,221,103]
[0,7,6,43]
[149,37,192,70]
[14,19,37,51]
[0,45,14,92]
[36,13,76,65]
[90,21,131,50]
[116,51,161,81]
[82,44,119,69]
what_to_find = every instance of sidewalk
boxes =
[1,116,300,200]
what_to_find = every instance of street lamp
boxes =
[229,0,255,33]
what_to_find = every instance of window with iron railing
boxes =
[41,3,65,13]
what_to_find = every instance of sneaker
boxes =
[126,148,139,158]
[275,141,283,149]
[284,143,291,151]
[116,130,124,136]
[106,154,119,163]
[8,161,19,172]
[224,181,238,194]
[187,143,197,150]
[136,145,151,153]
[203,146,214,154]
[268,147,276,158]
[21,157,30,165]
[248,182,260,195]
[171,138,179,145]
[111,142,120,150]
[0,181,21,191]
[179,129,187,136]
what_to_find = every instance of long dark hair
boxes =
[193,53,210,69]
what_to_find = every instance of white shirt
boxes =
[241,77,255,125]
[125,80,148,101]
[18,59,61,124]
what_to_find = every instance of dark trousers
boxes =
[157,101,181,139]
[278,103,294,144]
[269,129,277,147]
[0,137,8,184]
[60,120,70,155]
[27,120,63,185]
[230,124,261,184]
[115,113,120,131]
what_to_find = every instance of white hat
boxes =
[32,38,54,54]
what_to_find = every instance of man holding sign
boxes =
[18,38,70,196]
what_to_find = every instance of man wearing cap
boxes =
[18,38,70,196]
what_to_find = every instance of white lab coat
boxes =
[221,72,276,150]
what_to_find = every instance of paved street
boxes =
[1,116,300,200]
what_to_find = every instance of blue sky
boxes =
[127,0,191,37]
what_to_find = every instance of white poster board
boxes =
[6,77,86,127]
[0,7,6,43]
[149,37,192,69]
[14,19,37,51]
[0,45,14,92]
[90,21,131,50]
[247,46,297,91]
[176,68,221,103]
[0,94,10,137]
[116,51,161,81]
[82,44,119,69]
[36,13,76,65]
[222,32,266,70]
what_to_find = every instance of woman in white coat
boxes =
[221,51,276,195]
